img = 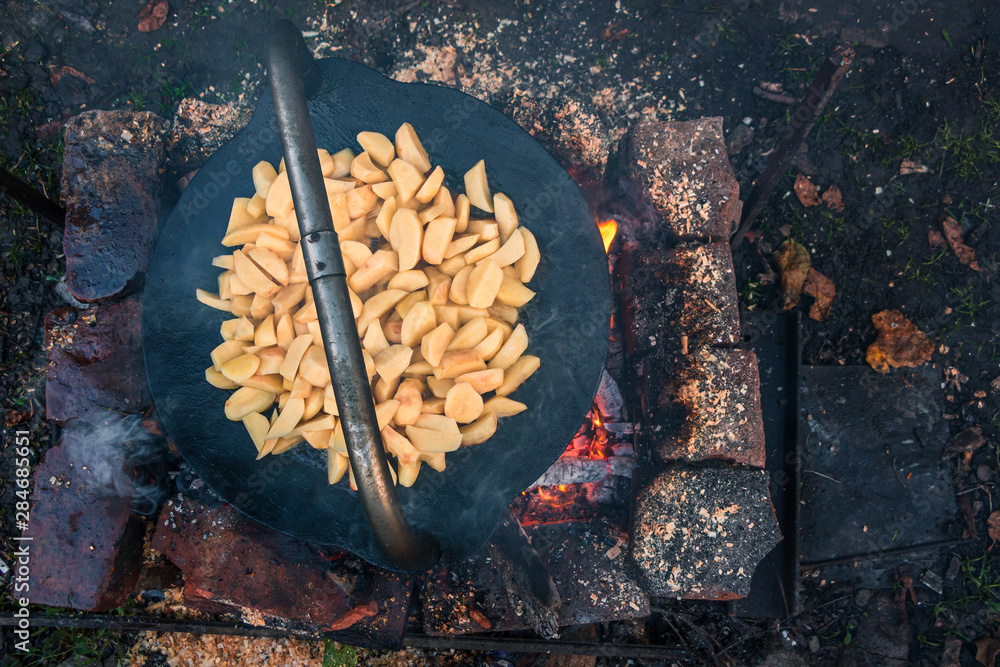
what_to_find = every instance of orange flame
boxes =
[598,219,617,253]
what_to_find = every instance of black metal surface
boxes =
[0,167,66,226]
[731,42,855,248]
[729,311,800,619]
[262,20,438,572]
[142,43,610,570]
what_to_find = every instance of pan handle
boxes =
[262,19,440,571]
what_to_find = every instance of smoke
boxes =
[57,411,173,516]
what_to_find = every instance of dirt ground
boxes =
[2,0,999,665]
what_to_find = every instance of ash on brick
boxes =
[44,298,150,424]
[152,496,410,639]
[167,98,253,171]
[621,117,741,243]
[24,433,146,611]
[618,242,740,360]
[62,110,167,302]
[641,347,765,468]
[629,467,781,600]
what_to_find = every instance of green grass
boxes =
[933,554,1000,619]
[936,117,1000,179]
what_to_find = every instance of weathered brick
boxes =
[629,467,781,600]
[44,298,149,424]
[24,432,146,611]
[621,117,741,242]
[152,496,411,638]
[618,242,740,360]
[61,110,166,302]
[641,347,765,467]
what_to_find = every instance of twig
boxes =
[752,86,797,105]
[803,469,841,483]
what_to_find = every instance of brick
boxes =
[152,496,411,638]
[641,347,765,467]
[618,242,740,360]
[44,298,149,424]
[23,432,146,611]
[61,110,167,302]
[621,117,741,242]
[629,467,781,600]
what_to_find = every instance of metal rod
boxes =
[403,634,693,660]
[0,168,65,226]
[799,537,971,570]
[261,19,439,572]
[731,42,854,249]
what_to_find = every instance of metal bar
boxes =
[799,537,972,570]
[0,168,65,226]
[730,42,855,249]
[261,19,438,572]
[402,634,693,660]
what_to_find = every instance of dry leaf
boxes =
[943,427,984,459]
[865,310,934,374]
[601,25,631,40]
[900,158,931,175]
[976,636,1000,667]
[928,228,947,250]
[821,185,844,212]
[793,173,821,207]
[138,0,169,32]
[772,239,811,309]
[988,511,1000,548]
[803,268,835,321]
[48,65,95,87]
[940,215,979,271]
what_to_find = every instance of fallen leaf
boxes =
[976,636,1000,667]
[821,185,845,212]
[48,65,95,87]
[900,158,931,175]
[943,427,984,459]
[803,268,835,321]
[865,310,934,374]
[793,173,821,207]
[940,215,979,271]
[988,511,1000,548]
[138,0,169,32]
[772,239,811,309]
[4,408,31,427]
[601,25,631,40]
[928,228,947,250]
[941,637,962,667]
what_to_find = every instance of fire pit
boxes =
[8,68,787,653]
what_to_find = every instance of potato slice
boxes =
[427,376,455,399]
[256,346,285,375]
[463,159,493,212]
[446,317,488,351]
[221,223,289,247]
[196,289,232,313]
[250,293,274,320]
[351,151,388,184]
[395,290,427,320]
[229,295,254,317]
[349,249,399,293]
[496,355,540,396]
[433,184,455,216]
[387,159,425,203]
[340,240,372,269]
[386,208,422,272]
[472,327,505,360]
[445,382,485,423]
[382,426,421,465]
[373,194,398,239]
[434,304,462,331]
[303,428,333,449]
[247,192,267,219]
[448,265,474,305]
[374,344,413,384]
[444,234,480,260]
[292,300,317,324]
[328,449,349,484]
[363,320,390,356]
[253,314,278,347]
[206,366,239,389]
[298,345,331,386]
[405,425,462,453]
[415,165,445,204]
[251,233,295,263]
[242,373,285,394]
[421,322,455,367]
[252,160,278,198]
[265,170,294,218]
[290,375,314,399]
[279,333,314,380]
[422,215,457,266]
[233,250,280,298]
[424,267,451,305]
[467,219,499,241]
[454,368,504,394]
[476,228,525,268]
[489,323,528,370]
[248,247,290,285]
[211,340,246,371]
[464,239,500,266]
[400,301,437,348]
[404,360,434,377]
[356,289,407,336]
[372,181,398,200]
[266,397,305,440]
[326,190,351,231]
[516,227,540,283]
[492,193,520,244]
[460,412,498,446]
[488,303,519,325]
[225,387,276,421]
[436,349,487,379]
[414,414,460,433]
[226,197,263,235]
[324,384,340,416]
[357,131,395,167]
[483,396,528,418]
[303,385,325,420]
[373,375,400,403]
[270,434,303,456]
[374,399,400,431]
[393,378,424,425]
[221,353,261,384]
[387,269,429,292]
[495,275,536,308]
[331,148,354,178]
[395,122,432,173]
[437,256,467,277]
[347,185,379,218]
[466,260,504,309]
[212,255,234,270]
[243,412,270,453]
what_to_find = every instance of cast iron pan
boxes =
[143,34,610,571]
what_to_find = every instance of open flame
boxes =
[597,219,617,253]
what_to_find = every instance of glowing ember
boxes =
[598,219,617,253]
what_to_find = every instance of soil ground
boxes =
[2,0,999,665]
